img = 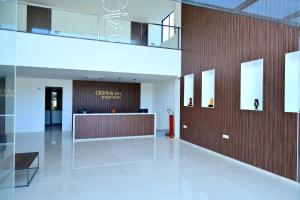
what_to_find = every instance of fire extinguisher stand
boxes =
[166,109,175,138]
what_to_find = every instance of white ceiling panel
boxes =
[16,66,176,83]
[243,0,300,19]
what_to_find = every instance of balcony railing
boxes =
[0,2,181,50]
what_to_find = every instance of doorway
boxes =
[27,5,52,34]
[45,87,63,131]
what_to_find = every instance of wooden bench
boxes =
[15,152,39,187]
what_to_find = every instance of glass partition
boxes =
[12,3,180,49]
[0,1,16,199]
[0,1,17,31]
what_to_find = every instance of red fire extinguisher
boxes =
[167,109,174,138]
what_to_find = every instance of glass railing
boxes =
[0,3,181,50]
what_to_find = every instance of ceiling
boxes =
[18,0,178,24]
[173,0,300,27]
[16,66,177,83]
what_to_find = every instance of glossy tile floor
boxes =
[15,127,300,200]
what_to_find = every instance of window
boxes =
[162,11,175,43]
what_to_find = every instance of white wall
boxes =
[140,83,153,113]
[141,80,180,139]
[16,77,72,133]
[0,30,16,66]
[16,78,45,132]
[153,80,174,131]
[0,31,181,77]
[152,78,180,139]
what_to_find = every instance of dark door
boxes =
[131,22,148,46]
[141,23,148,46]
[131,22,141,45]
[27,5,51,34]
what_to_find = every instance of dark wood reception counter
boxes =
[73,113,156,141]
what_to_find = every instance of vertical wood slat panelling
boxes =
[73,81,141,114]
[75,115,155,139]
[181,5,299,180]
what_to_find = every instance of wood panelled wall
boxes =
[181,5,299,180]
[73,81,141,114]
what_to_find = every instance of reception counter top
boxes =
[73,113,156,141]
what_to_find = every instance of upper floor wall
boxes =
[0,29,181,77]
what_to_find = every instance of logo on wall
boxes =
[95,90,122,100]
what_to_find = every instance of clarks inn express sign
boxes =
[95,90,122,100]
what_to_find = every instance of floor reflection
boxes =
[44,125,62,176]
[72,138,156,169]
[14,128,300,200]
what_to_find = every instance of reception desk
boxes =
[73,113,156,141]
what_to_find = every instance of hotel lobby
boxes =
[1,0,300,199]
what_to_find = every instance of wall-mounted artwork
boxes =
[240,59,264,111]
